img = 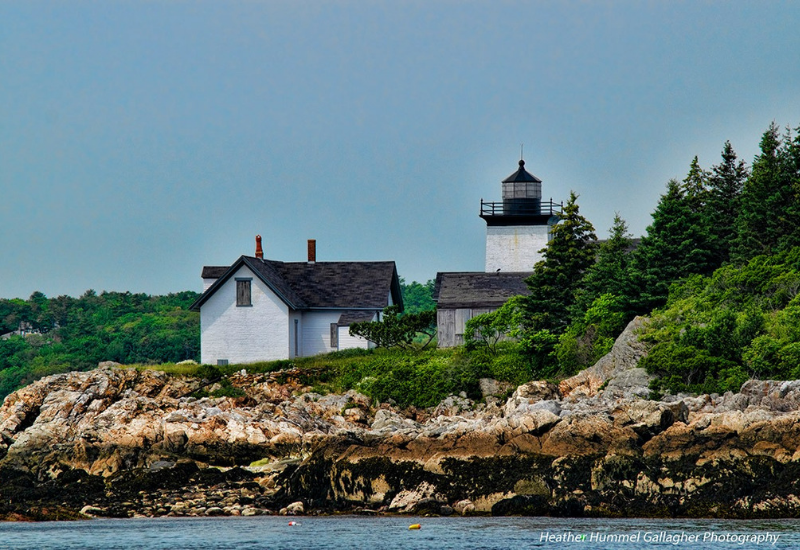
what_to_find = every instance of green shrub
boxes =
[742,335,782,377]
[641,342,742,394]
[553,294,625,376]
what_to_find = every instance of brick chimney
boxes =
[255,235,263,259]
[307,239,316,263]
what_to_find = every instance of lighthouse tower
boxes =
[480,159,561,272]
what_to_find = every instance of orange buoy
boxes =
[409,523,421,530]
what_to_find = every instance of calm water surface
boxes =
[1,516,798,549]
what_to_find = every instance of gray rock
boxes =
[560,316,651,398]
[286,501,305,515]
[479,378,514,399]
[433,395,473,417]
[148,460,176,471]
[80,505,105,517]
[530,399,562,416]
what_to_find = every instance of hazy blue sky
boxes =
[2,1,799,299]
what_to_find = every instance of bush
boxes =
[349,305,436,350]
[553,294,625,376]
[637,247,800,395]
[641,342,742,394]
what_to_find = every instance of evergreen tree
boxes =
[571,213,634,321]
[523,191,598,333]
[780,125,800,252]
[628,179,714,314]
[705,140,747,268]
[681,156,709,214]
[734,123,798,262]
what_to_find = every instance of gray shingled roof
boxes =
[434,272,532,309]
[191,256,402,312]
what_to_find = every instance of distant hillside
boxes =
[0,290,201,398]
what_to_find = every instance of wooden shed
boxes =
[433,272,532,347]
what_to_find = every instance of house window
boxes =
[236,278,252,306]
[330,323,339,350]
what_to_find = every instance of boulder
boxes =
[453,499,476,516]
[560,316,651,398]
[478,379,514,399]
[285,501,305,515]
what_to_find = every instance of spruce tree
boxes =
[681,156,709,215]
[733,123,798,262]
[628,179,714,314]
[705,140,747,268]
[780,125,800,252]
[571,213,634,321]
[523,191,598,333]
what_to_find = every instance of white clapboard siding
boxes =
[301,311,342,356]
[338,326,371,351]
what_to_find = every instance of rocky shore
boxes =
[2,317,800,521]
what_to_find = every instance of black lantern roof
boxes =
[501,159,542,184]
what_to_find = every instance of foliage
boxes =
[734,123,800,262]
[162,346,534,409]
[572,213,635,322]
[464,296,527,354]
[0,290,200,399]
[348,305,436,350]
[518,329,560,379]
[523,191,598,334]
[628,178,715,315]
[640,247,800,395]
[399,278,436,315]
[705,140,748,267]
[555,294,627,376]
[680,155,709,214]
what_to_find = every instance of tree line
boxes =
[0,290,201,397]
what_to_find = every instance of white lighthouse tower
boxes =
[480,159,561,272]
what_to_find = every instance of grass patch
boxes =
[137,346,540,409]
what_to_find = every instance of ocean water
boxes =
[1,516,798,550]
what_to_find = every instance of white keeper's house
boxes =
[190,237,403,365]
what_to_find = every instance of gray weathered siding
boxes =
[437,306,498,348]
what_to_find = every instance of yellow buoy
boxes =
[409,523,421,530]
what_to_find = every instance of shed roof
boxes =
[191,256,402,312]
[434,272,532,309]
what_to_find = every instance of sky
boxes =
[1,1,799,300]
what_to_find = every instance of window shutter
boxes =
[236,279,251,306]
